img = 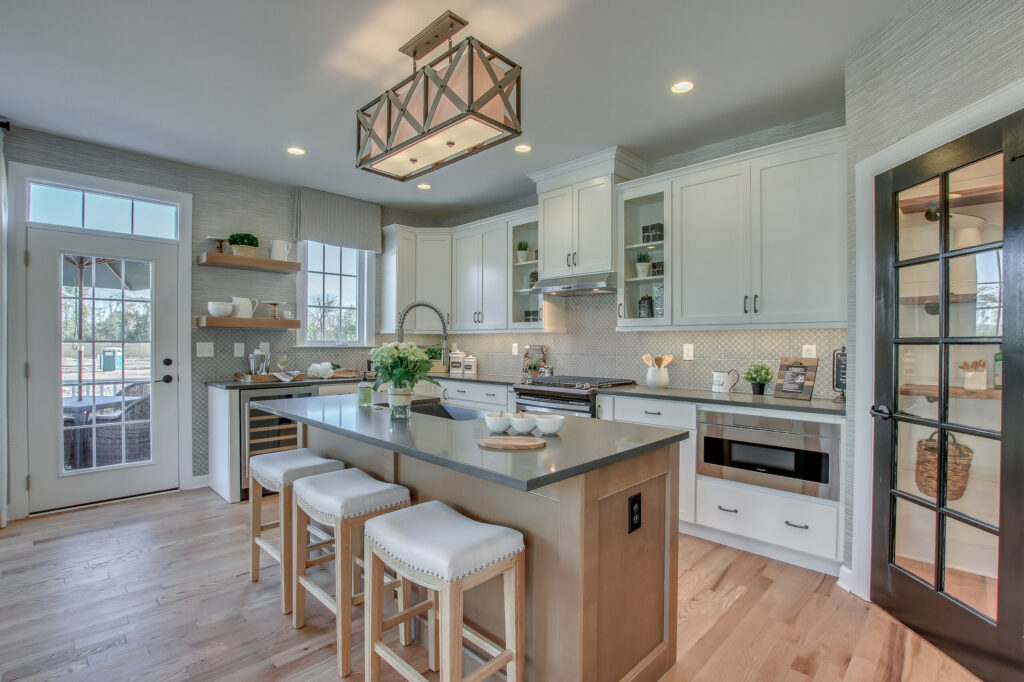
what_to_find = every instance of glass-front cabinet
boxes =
[508,211,543,329]
[617,182,671,327]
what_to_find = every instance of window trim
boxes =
[295,240,376,347]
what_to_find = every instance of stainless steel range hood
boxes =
[530,272,616,296]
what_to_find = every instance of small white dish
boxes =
[207,301,232,317]
[533,414,565,435]
[484,413,511,433]
[508,414,536,435]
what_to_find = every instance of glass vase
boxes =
[388,385,413,420]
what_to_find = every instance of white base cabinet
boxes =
[437,380,510,412]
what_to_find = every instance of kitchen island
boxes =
[253,394,688,681]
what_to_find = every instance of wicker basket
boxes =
[915,431,973,501]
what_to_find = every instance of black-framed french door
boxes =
[872,108,1024,681]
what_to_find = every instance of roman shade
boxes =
[295,187,382,252]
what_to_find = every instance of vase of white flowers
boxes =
[370,342,439,419]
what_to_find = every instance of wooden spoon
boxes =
[661,354,675,368]
[654,355,664,368]
[642,353,654,368]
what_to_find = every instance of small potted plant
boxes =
[516,240,530,263]
[371,342,439,419]
[744,362,773,395]
[228,233,259,257]
[635,250,653,278]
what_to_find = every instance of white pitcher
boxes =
[231,297,259,318]
[711,369,739,393]
[269,240,292,261]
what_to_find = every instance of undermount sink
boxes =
[409,403,486,421]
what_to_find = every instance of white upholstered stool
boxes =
[292,468,411,678]
[248,448,345,614]
[363,500,526,682]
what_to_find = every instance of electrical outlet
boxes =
[628,493,642,534]
[802,344,817,358]
[195,342,214,358]
[511,342,519,355]
[259,341,270,353]
[683,344,694,361]
[234,343,245,358]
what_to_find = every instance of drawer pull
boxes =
[456,389,467,394]
[785,520,809,530]
[644,410,662,416]
[716,505,738,514]
[485,392,496,397]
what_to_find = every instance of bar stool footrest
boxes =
[254,536,281,563]
[374,643,429,682]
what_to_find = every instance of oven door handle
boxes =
[515,395,593,410]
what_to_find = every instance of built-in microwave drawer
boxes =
[613,397,696,429]
[439,381,506,407]
[695,477,838,559]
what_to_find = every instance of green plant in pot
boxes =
[744,362,773,395]
[516,240,530,263]
[370,342,440,419]
[228,233,259,257]
[635,249,653,278]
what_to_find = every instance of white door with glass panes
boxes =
[26,229,180,512]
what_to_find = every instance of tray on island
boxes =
[234,369,364,383]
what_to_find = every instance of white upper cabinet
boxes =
[451,221,507,331]
[573,175,614,274]
[379,226,417,334]
[674,163,753,326]
[538,186,574,279]
[413,232,452,331]
[617,181,672,327]
[750,141,846,324]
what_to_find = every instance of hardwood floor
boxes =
[0,489,979,681]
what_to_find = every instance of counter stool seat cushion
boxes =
[293,468,410,521]
[365,500,525,583]
[249,448,344,491]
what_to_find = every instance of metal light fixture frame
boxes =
[356,16,522,182]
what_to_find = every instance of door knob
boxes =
[155,375,174,384]
[869,405,892,420]
[162,358,173,366]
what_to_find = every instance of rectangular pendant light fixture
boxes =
[356,11,522,181]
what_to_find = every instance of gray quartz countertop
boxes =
[206,373,521,390]
[595,385,846,416]
[433,373,521,385]
[251,394,689,491]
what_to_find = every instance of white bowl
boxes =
[484,413,511,433]
[207,301,232,317]
[508,414,536,435]
[533,414,565,435]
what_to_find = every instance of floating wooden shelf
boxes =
[898,292,977,305]
[196,316,301,329]
[900,383,1002,400]
[196,251,301,273]
[899,185,1003,213]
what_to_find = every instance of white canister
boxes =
[645,367,669,388]
[269,240,292,261]
[449,351,466,376]
[463,355,478,375]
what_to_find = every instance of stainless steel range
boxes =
[513,375,636,418]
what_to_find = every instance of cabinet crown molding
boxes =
[529,146,647,193]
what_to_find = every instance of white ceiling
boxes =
[0,0,910,221]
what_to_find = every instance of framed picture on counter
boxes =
[774,357,818,400]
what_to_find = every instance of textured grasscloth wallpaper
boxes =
[842,0,1024,564]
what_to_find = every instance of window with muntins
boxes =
[28,182,178,239]
[304,241,363,344]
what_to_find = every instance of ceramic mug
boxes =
[711,369,739,393]
[231,297,259,318]
[269,240,292,261]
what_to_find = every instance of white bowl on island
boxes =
[508,414,536,435]
[484,413,511,433]
[533,414,565,435]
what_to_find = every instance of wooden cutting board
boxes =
[478,436,546,450]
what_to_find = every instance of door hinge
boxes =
[23,249,29,266]
[24,362,29,378]
[25,475,30,491]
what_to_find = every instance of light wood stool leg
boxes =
[398,572,413,646]
[249,472,262,582]
[336,519,354,677]
[438,582,464,682]
[364,540,384,682]
[280,484,293,615]
[503,554,525,682]
[427,589,439,672]
[292,501,310,629]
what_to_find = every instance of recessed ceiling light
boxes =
[670,80,695,94]
[417,183,431,190]
[949,192,962,199]
[286,146,306,156]
[514,143,533,153]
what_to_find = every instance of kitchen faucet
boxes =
[396,301,448,367]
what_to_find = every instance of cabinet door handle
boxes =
[572,251,577,266]
[617,302,624,318]
[753,294,759,313]
[785,520,809,530]
[485,392,496,397]
[566,253,571,267]
[478,311,483,323]
[717,505,739,514]
[743,295,749,313]
[456,389,467,394]
[644,410,662,416]
[442,388,449,400]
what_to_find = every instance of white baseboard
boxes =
[837,564,855,593]
[183,475,209,490]
[680,520,842,577]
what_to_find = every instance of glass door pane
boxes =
[60,254,153,472]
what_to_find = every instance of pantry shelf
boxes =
[899,383,1001,400]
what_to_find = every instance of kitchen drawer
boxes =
[613,396,696,429]
[439,381,507,407]
[695,477,837,559]
[316,383,358,396]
